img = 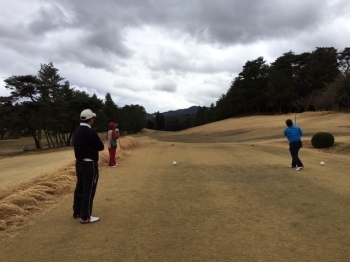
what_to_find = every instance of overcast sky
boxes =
[1,0,349,113]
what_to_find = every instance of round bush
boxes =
[311,132,334,148]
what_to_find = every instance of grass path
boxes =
[1,140,350,261]
[0,148,74,188]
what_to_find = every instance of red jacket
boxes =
[107,122,119,141]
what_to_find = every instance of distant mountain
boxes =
[146,106,201,119]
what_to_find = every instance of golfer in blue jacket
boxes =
[284,119,304,171]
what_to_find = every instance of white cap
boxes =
[80,109,96,120]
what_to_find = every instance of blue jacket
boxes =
[284,125,302,143]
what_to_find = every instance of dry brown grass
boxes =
[0,164,76,234]
[0,136,141,236]
[138,111,350,145]
[1,113,350,261]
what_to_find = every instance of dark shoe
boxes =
[80,216,100,224]
[73,213,80,219]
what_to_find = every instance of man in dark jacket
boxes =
[73,109,104,224]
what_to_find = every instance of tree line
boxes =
[0,62,146,148]
[148,47,350,131]
[1,47,349,143]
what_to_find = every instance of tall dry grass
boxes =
[0,136,141,236]
[0,164,76,233]
[99,136,142,164]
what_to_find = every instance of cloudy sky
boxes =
[1,0,349,113]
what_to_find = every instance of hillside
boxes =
[146,105,201,119]
[138,111,350,145]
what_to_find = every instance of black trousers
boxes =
[289,141,304,167]
[73,161,99,220]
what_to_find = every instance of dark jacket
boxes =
[73,125,104,161]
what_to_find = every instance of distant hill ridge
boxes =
[146,106,201,119]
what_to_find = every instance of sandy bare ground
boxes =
[0,148,75,188]
[1,112,350,261]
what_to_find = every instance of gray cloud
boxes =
[153,81,177,93]
[28,4,73,35]
[1,0,350,113]
[0,1,132,71]
[51,0,350,44]
[84,28,131,58]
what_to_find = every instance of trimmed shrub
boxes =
[311,132,334,148]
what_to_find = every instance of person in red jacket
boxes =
[107,122,119,167]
